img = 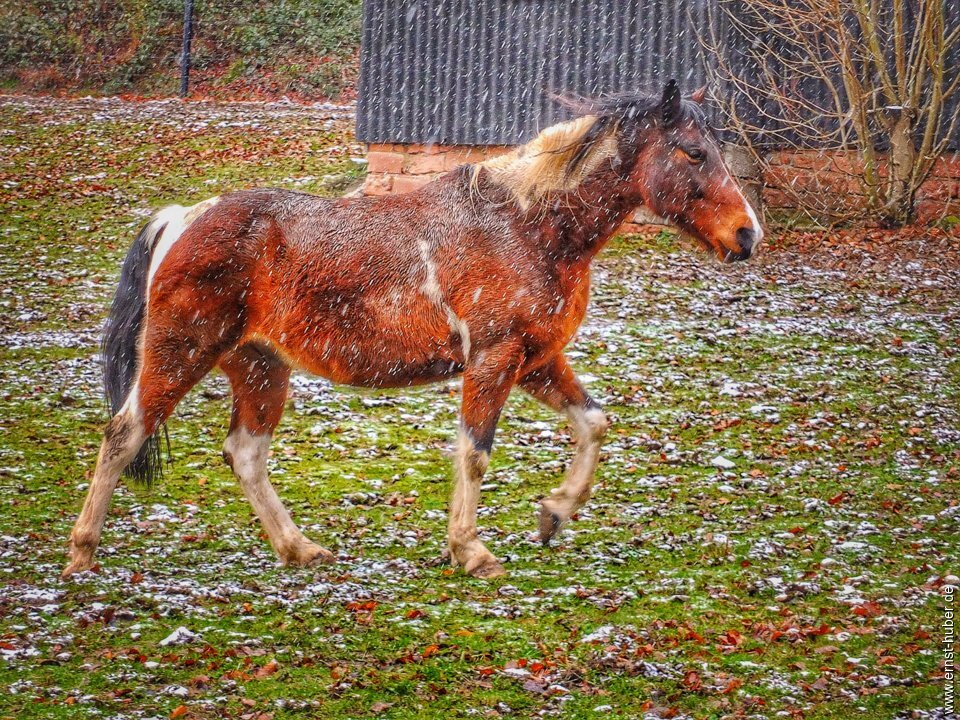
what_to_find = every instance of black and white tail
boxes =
[100,203,208,483]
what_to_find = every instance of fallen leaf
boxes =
[255,660,279,678]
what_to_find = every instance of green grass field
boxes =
[0,95,956,719]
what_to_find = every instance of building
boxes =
[355,0,959,224]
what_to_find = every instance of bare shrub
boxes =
[702,0,960,226]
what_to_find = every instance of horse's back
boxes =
[199,184,470,384]
[147,175,558,387]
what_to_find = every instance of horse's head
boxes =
[556,82,763,262]
[634,81,761,261]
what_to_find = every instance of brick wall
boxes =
[763,150,960,222]
[363,143,960,225]
[364,143,512,195]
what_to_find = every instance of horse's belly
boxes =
[296,340,464,388]
[260,300,465,388]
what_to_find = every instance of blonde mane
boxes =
[472,115,620,209]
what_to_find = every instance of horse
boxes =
[62,81,762,580]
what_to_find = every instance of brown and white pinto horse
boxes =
[63,82,761,580]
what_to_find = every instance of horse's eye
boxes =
[685,148,706,164]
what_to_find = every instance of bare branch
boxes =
[698,0,958,226]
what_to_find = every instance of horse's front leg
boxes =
[448,341,523,579]
[519,354,609,544]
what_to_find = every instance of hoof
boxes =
[283,541,335,568]
[62,542,96,580]
[538,503,563,545]
[467,558,507,579]
[61,559,94,580]
[450,539,504,578]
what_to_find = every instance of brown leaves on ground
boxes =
[767,224,960,276]
[254,659,279,678]
[345,599,378,625]
[852,601,885,618]
[0,95,357,208]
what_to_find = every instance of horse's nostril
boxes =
[736,227,755,252]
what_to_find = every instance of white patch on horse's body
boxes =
[146,196,221,287]
[416,238,442,304]
[119,380,142,424]
[417,238,471,360]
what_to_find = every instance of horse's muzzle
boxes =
[730,227,757,261]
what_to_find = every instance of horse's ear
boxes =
[690,86,707,104]
[661,80,682,126]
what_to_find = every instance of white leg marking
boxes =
[540,406,609,540]
[63,402,147,578]
[223,428,331,566]
[448,431,504,577]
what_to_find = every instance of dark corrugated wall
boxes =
[357,0,712,145]
[357,0,959,148]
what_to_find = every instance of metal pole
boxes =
[180,0,194,98]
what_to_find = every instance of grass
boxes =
[0,95,956,719]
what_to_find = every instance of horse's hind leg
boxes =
[220,344,333,567]
[63,336,227,579]
[61,398,148,578]
[519,354,609,545]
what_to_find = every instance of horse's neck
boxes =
[538,168,642,264]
